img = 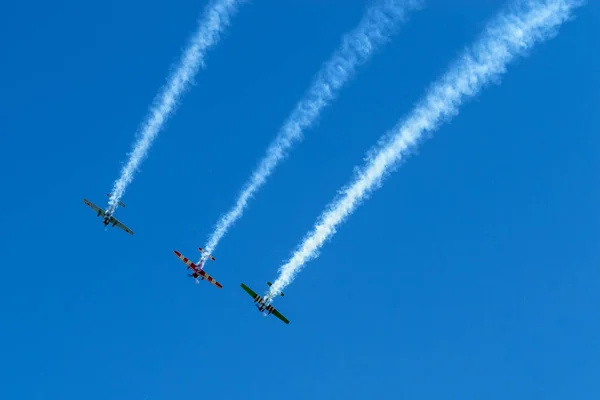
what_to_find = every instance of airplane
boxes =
[240,282,289,324]
[173,247,222,289]
[82,194,134,235]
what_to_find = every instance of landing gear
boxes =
[188,274,200,284]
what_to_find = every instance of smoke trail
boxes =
[107,0,244,213]
[203,0,423,258]
[267,0,584,300]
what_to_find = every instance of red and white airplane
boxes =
[173,247,222,289]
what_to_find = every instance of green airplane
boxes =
[240,282,289,324]
[83,194,133,235]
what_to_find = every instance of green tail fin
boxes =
[267,282,284,296]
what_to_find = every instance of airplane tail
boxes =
[267,281,284,296]
[198,247,216,261]
[106,193,125,208]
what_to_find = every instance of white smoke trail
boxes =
[202,0,423,259]
[107,0,243,213]
[267,0,584,300]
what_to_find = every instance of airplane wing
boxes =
[271,308,290,324]
[83,199,105,217]
[110,216,134,235]
[241,283,259,299]
[198,269,223,289]
[174,250,196,269]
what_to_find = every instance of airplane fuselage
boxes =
[101,212,117,227]
[253,296,275,315]
[190,268,202,279]
[188,261,206,279]
[97,208,112,225]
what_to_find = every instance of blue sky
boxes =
[0,0,598,399]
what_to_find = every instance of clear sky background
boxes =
[0,0,599,399]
